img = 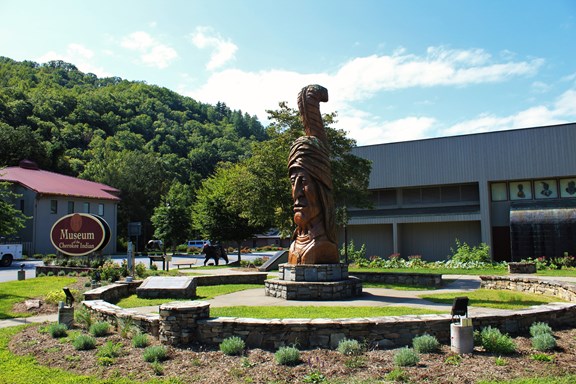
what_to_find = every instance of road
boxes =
[0,252,276,283]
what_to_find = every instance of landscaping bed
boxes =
[8,325,576,383]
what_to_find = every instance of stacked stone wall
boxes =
[83,275,576,350]
[351,271,442,288]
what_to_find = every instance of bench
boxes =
[172,260,198,269]
[148,255,166,271]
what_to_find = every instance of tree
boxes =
[151,181,193,251]
[228,102,372,241]
[0,179,29,237]
[192,163,265,261]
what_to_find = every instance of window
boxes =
[560,178,576,198]
[535,179,558,199]
[19,200,24,212]
[491,183,508,202]
[50,200,58,214]
[510,181,532,200]
[67,201,75,214]
[83,202,90,213]
[98,204,104,216]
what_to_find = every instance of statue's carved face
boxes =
[290,168,321,228]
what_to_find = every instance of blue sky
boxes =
[1,0,575,145]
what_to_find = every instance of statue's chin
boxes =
[294,212,303,226]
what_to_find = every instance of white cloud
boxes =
[189,26,237,71]
[185,45,568,146]
[121,31,178,69]
[37,43,110,77]
[443,89,576,136]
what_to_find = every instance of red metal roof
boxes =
[0,166,121,201]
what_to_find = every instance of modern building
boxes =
[346,123,576,262]
[0,160,120,256]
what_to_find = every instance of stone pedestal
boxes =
[264,263,362,300]
[58,306,74,328]
[17,270,25,281]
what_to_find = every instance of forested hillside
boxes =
[0,56,266,243]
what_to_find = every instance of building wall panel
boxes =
[399,221,482,261]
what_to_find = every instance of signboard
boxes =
[50,213,111,256]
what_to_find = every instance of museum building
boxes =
[346,122,576,262]
[0,160,120,256]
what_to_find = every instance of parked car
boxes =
[186,240,210,249]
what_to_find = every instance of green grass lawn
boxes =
[536,268,576,277]
[115,284,263,308]
[362,281,438,290]
[0,277,77,319]
[419,289,566,310]
[210,305,447,318]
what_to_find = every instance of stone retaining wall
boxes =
[84,281,142,302]
[82,299,159,336]
[36,265,93,276]
[480,275,576,302]
[351,271,442,288]
[194,272,268,286]
[83,275,576,350]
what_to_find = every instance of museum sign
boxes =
[50,213,111,256]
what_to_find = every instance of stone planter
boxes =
[508,262,537,274]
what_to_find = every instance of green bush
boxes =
[219,336,245,356]
[44,288,80,305]
[47,323,68,338]
[337,338,363,356]
[530,322,553,337]
[57,270,66,276]
[450,239,490,263]
[412,334,440,353]
[97,341,123,358]
[97,357,115,366]
[89,321,110,337]
[132,332,149,348]
[47,271,54,276]
[532,333,557,351]
[74,307,93,329]
[143,345,168,363]
[393,347,420,367]
[480,326,516,355]
[275,346,301,366]
[72,334,96,350]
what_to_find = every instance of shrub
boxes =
[143,345,168,363]
[98,357,115,366]
[37,273,46,277]
[532,333,557,351]
[151,361,164,375]
[97,341,123,358]
[219,336,245,356]
[74,307,93,329]
[393,347,420,367]
[132,332,149,348]
[275,346,301,366]
[412,334,440,353]
[72,334,96,350]
[480,326,516,355]
[89,321,110,337]
[47,271,54,276]
[337,338,363,356]
[530,322,553,337]
[99,260,122,282]
[44,288,80,305]
[531,353,555,362]
[47,323,68,338]
[386,368,409,382]
[450,239,490,263]
[118,317,137,339]
[57,270,66,276]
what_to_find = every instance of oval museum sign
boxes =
[50,213,111,256]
